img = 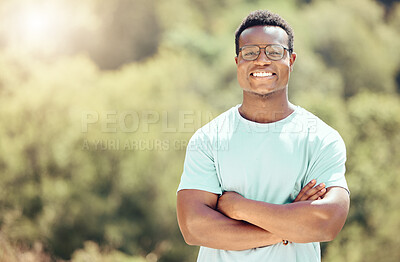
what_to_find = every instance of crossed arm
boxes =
[177,180,349,250]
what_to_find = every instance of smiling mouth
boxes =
[250,72,276,77]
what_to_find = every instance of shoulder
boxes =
[295,107,342,138]
[294,107,345,151]
[186,106,238,153]
[192,105,238,140]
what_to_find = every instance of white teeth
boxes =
[252,72,273,77]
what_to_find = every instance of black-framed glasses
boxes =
[239,44,290,61]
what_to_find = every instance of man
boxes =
[177,10,349,262]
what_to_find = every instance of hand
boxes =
[217,191,245,220]
[294,179,326,202]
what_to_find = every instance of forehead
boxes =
[239,26,289,47]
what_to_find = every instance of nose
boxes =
[254,47,271,65]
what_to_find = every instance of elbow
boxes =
[178,219,203,246]
[181,232,196,246]
[322,223,343,242]
[180,226,198,246]
[319,213,347,242]
[320,227,339,242]
[317,187,350,242]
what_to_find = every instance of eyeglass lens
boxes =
[241,45,285,61]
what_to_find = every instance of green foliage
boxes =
[0,0,399,261]
[322,93,400,262]
[291,0,400,97]
[71,241,147,262]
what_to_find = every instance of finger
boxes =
[318,187,328,199]
[307,187,326,201]
[298,183,326,201]
[294,179,316,201]
[301,183,325,201]
[294,179,316,202]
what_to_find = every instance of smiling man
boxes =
[177,10,349,262]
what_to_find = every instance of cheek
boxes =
[237,62,248,77]
[237,67,249,85]
[278,63,291,79]
[282,66,290,76]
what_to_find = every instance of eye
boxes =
[244,51,257,56]
[269,51,282,56]
[241,46,259,57]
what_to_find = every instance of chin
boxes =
[244,87,284,97]
[251,87,276,94]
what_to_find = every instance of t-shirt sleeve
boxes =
[305,131,349,194]
[177,128,222,195]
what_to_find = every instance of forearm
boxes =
[177,190,282,250]
[180,204,281,250]
[233,188,349,243]
[237,200,333,242]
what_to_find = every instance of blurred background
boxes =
[0,0,399,261]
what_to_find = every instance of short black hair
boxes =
[235,10,294,56]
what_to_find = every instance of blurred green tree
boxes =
[0,0,399,261]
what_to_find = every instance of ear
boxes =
[289,52,296,72]
[235,56,238,65]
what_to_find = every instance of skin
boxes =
[177,180,328,250]
[235,26,296,123]
[177,25,350,250]
[217,187,349,243]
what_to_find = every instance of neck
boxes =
[239,89,295,123]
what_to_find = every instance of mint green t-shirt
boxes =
[178,104,349,262]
